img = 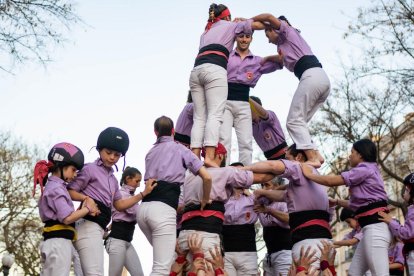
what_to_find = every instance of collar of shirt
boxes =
[94,158,114,173]
[154,136,173,145]
[231,49,254,59]
[48,175,66,185]
[121,184,136,195]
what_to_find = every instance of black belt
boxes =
[84,199,111,230]
[355,200,388,228]
[43,220,76,241]
[227,82,250,102]
[264,141,288,160]
[107,221,136,242]
[142,180,181,210]
[174,132,191,146]
[293,55,322,80]
[289,210,331,244]
[222,224,256,252]
[194,44,229,70]
[263,226,292,254]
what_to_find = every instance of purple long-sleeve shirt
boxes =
[175,103,194,137]
[276,20,314,72]
[227,50,280,88]
[67,159,122,208]
[258,201,290,229]
[252,110,286,152]
[224,194,257,225]
[111,185,137,223]
[199,19,253,53]
[144,136,203,184]
[389,205,414,240]
[183,167,253,204]
[341,162,388,211]
[38,176,75,223]
[280,160,329,213]
[388,241,405,265]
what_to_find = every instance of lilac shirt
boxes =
[280,160,329,213]
[258,201,290,229]
[199,19,253,53]
[144,136,203,184]
[183,167,253,204]
[38,176,74,223]
[227,50,280,88]
[175,103,194,136]
[388,241,404,265]
[67,159,122,207]
[111,185,137,223]
[276,20,314,72]
[252,110,286,152]
[389,205,414,240]
[341,162,388,211]
[343,227,363,242]
[224,194,257,225]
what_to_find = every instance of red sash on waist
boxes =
[291,219,330,233]
[197,50,228,61]
[181,210,224,224]
[268,147,287,160]
[354,207,389,219]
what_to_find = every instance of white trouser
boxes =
[348,222,391,276]
[40,238,72,276]
[224,251,258,276]
[292,238,331,273]
[74,219,105,276]
[137,201,177,276]
[190,63,228,148]
[286,67,330,150]
[178,229,221,261]
[219,100,253,166]
[105,237,144,276]
[72,245,84,276]
[262,250,292,276]
[407,251,414,275]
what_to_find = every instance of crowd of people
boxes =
[33,3,412,276]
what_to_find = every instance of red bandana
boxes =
[33,160,54,196]
[205,8,231,31]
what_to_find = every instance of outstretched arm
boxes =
[245,160,286,175]
[254,189,286,202]
[300,164,345,187]
[251,13,281,30]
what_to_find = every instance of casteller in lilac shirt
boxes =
[275,20,314,72]
[144,136,203,184]
[258,201,290,229]
[388,241,405,267]
[252,110,286,152]
[39,175,75,223]
[111,185,137,223]
[341,162,388,212]
[224,194,258,225]
[227,50,281,88]
[67,158,122,208]
[389,205,414,241]
[199,19,253,53]
[279,159,329,213]
[175,103,194,137]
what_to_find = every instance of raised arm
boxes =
[198,166,213,210]
[114,179,157,211]
[249,98,268,120]
[251,13,281,30]
[300,164,345,187]
[245,160,286,175]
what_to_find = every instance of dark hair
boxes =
[287,144,307,161]
[187,90,193,103]
[340,208,355,222]
[154,116,174,137]
[403,173,414,205]
[230,162,244,167]
[120,166,141,185]
[352,139,377,162]
[208,3,228,21]
[278,15,292,26]
[249,96,262,106]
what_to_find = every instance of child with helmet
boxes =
[35,142,97,276]
[67,127,157,275]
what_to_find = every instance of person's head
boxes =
[97,127,129,168]
[249,96,262,123]
[120,166,142,189]
[201,143,227,167]
[236,32,253,52]
[340,208,358,229]
[187,90,193,103]
[261,176,283,190]
[403,172,414,205]
[286,144,307,162]
[349,139,377,167]
[208,3,231,22]
[264,27,279,45]
[230,162,245,194]
[154,116,174,138]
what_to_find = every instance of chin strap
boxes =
[33,160,54,196]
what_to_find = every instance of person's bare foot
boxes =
[315,150,325,165]
[304,149,322,168]
[305,159,322,169]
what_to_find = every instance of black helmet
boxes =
[48,142,84,170]
[97,127,129,156]
[403,173,414,186]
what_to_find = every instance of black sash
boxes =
[194,44,230,70]
[355,200,388,228]
[84,199,111,230]
[142,180,181,210]
[43,220,76,241]
[222,224,256,252]
[289,210,331,244]
[181,202,225,234]
[227,82,250,102]
[263,226,292,254]
[293,55,322,80]
[108,221,136,242]
[174,132,191,146]
[264,141,288,160]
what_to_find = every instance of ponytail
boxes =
[120,166,141,186]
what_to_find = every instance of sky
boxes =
[1,1,370,274]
